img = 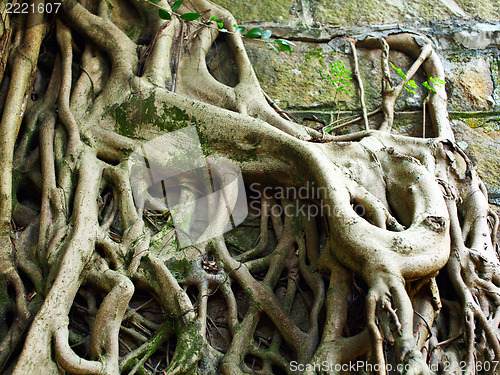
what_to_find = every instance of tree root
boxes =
[1,2,499,375]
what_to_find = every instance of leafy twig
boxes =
[144,0,296,54]
[390,62,445,93]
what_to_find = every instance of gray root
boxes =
[0,2,498,375]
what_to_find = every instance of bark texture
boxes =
[0,1,499,374]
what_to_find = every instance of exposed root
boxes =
[0,2,498,375]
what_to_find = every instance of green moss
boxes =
[81,133,91,145]
[119,147,134,157]
[108,92,201,139]
[446,48,475,64]
[158,105,196,132]
[164,257,195,281]
[111,101,139,138]
[450,111,500,132]
[124,24,142,42]
[120,318,174,373]
[105,0,113,14]
[305,48,325,63]
[313,0,465,26]
[464,118,500,132]
[169,321,202,373]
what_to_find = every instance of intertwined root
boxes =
[366,278,429,375]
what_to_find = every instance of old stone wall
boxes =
[212,0,500,205]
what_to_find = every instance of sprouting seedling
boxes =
[323,61,354,133]
[422,77,445,92]
[390,62,418,93]
[326,61,354,95]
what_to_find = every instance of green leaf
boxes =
[407,80,418,88]
[430,77,445,87]
[273,39,295,55]
[180,12,201,21]
[261,30,272,39]
[158,9,172,20]
[330,63,339,75]
[150,0,161,3]
[281,44,292,55]
[170,0,183,10]
[266,41,279,54]
[276,43,291,55]
[390,62,406,80]
[275,39,295,46]
[330,61,352,80]
[403,86,416,93]
[338,87,354,94]
[422,81,436,92]
[245,27,263,39]
[234,25,246,34]
[210,16,223,28]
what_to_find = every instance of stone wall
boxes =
[211,0,500,205]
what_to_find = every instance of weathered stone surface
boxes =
[242,39,423,112]
[446,57,496,111]
[213,0,500,26]
[211,0,295,22]
[453,23,500,49]
[245,41,353,110]
[452,120,500,196]
[210,0,500,203]
[312,0,456,26]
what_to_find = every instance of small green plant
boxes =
[390,62,418,93]
[390,62,445,93]
[422,76,446,92]
[323,61,354,133]
[144,0,295,55]
[326,60,354,95]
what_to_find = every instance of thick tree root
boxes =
[0,1,499,375]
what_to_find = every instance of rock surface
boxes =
[212,0,500,203]
[215,0,500,25]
